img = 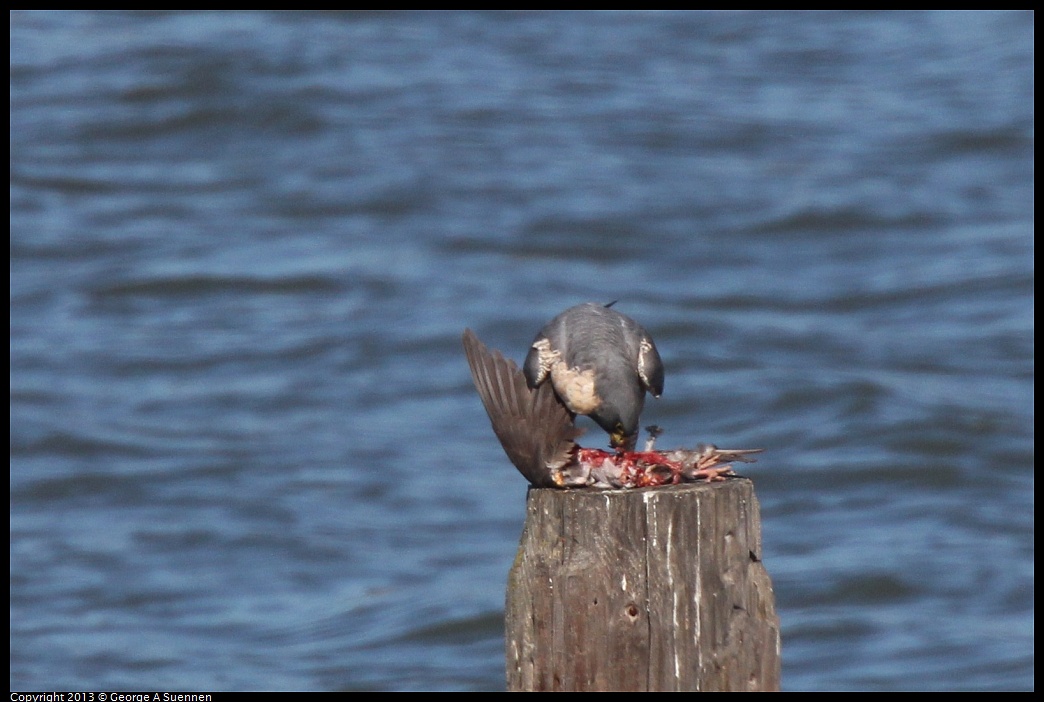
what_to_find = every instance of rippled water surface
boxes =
[10,11,1033,691]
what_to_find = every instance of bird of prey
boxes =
[463,304,762,488]
[523,302,663,451]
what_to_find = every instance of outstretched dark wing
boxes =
[463,328,580,487]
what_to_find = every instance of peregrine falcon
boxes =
[463,310,761,488]
[522,302,663,451]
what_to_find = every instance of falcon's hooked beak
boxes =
[609,423,635,452]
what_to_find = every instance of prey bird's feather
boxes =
[463,329,581,487]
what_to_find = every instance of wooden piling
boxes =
[505,478,780,691]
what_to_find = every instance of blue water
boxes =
[10,11,1033,691]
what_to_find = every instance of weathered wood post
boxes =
[505,478,780,691]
